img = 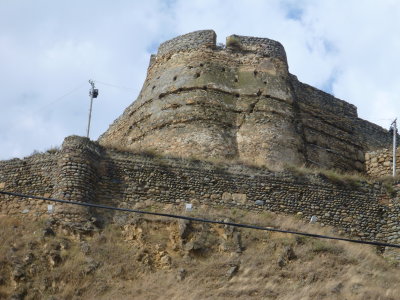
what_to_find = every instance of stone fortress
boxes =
[99,30,393,173]
[1,30,400,251]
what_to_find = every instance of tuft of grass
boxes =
[140,149,163,158]
[284,163,313,177]
[30,149,41,156]
[285,163,368,188]
[319,169,368,187]
[310,240,343,255]
[384,182,396,197]
[384,255,400,267]
[46,146,60,154]
[377,176,400,198]
[376,175,400,183]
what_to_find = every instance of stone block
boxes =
[232,193,247,203]
[255,200,264,206]
[222,192,232,201]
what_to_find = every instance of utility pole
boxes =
[86,80,98,139]
[391,118,397,177]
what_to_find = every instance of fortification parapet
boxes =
[226,34,288,65]
[60,135,102,157]
[290,76,357,117]
[157,30,217,57]
[0,152,58,218]
[156,30,287,65]
[355,119,394,151]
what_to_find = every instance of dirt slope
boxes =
[1,206,399,300]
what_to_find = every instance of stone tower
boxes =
[99,30,392,172]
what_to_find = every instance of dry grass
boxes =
[285,163,371,187]
[1,207,400,299]
[376,175,400,197]
[108,146,378,187]
[106,145,273,173]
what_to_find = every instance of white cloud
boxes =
[0,0,399,159]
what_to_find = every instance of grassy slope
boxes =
[0,206,399,300]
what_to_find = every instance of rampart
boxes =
[0,153,57,218]
[99,30,391,173]
[366,147,400,177]
[1,136,400,247]
[51,136,102,221]
[157,30,217,57]
[355,119,395,151]
[0,136,102,225]
[226,34,288,64]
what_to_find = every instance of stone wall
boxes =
[226,34,288,64]
[290,77,357,117]
[0,136,102,224]
[96,147,391,243]
[290,78,365,171]
[2,136,400,246]
[366,147,400,177]
[157,30,216,57]
[355,119,394,151]
[0,153,57,217]
[51,136,102,222]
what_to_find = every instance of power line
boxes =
[82,81,395,130]
[96,80,136,91]
[27,81,392,128]
[32,82,87,115]
[0,190,399,249]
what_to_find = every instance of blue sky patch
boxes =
[281,1,304,21]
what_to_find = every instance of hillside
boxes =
[1,205,399,300]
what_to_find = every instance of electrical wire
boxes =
[32,82,87,115]
[21,79,393,128]
[1,190,399,249]
[96,80,136,91]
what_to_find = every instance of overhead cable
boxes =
[1,190,399,249]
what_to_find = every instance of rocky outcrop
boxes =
[99,30,391,171]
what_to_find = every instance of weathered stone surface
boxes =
[232,193,246,203]
[1,136,400,248]
[99,30,391,172]
[99,34,304,169]
[366,147,400,177]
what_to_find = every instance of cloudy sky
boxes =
[1,0,399,159]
